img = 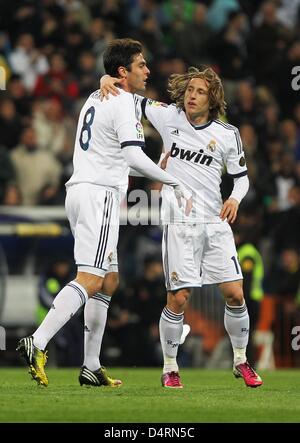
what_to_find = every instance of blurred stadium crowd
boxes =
[1,0,300,368]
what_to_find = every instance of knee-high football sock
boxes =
[159,307,183,373]
[33,281,88,350]
[83,293,111,371]
[224,301,249,365]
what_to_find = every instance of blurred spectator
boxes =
[275,40,300,119]
[62,0,91,32]
[132,13,167,60]
[64,24,90,71]
[7,1,41,38]
[0,144,19,205]
[33,97,75,159]
[0,97,23,150]
[213,10,250,80]
[128,0,169,31]
[277,0,300,28]
[33,52,79,108]
[271,184,300,253]
[206,0,240,32]
[6,74,32,120]
[10,126,62,205]
[280,119,298,155]
[89,17,114,73]
[98,0,126,36]
[272,153,299,212]
[250,1,289,87]
[0,31,12,61]
[9,33,49,92]
[227,80,263,127]
[171,3,213,66]
[258,102,281,142]
[40,9,64,52]
[265,136,284,176]
[76,51,99,97]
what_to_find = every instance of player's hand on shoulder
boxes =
[99,75,123,101]
[174,184,193,216]
[219,198,239,224]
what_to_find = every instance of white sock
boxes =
[159,307,183,373]
[83,292,111,371]
[33,281,88,350]
[224,301,249,365]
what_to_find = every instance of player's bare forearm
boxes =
[219,198,239,223]
[159,151,171,170]
[99,75,123,100]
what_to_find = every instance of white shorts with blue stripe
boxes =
[162,221,242,291]
[66,183,119,277]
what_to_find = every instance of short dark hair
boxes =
[103,38,143,77]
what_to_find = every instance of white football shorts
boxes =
[162,222,242,291]
[65,183,119,277]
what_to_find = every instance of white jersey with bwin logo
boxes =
[139,97,247,223]
[66,89,145,195]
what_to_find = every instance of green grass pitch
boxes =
[0,368,300,423]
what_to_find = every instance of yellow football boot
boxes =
[16,336,48,387]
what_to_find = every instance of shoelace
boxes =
[241,362,256,378]
[169,372,181,386]
[43,351,48,365]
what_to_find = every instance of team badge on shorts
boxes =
[171,272,179,282]
[107,252,113,262]
[239,156,246,166]
[207,139,217,152]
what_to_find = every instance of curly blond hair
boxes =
[168,66,226,120]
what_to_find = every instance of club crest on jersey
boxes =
[207,139,217,152]
[147,99,168,108]
[171,129,179,136]
[171,271,179,282]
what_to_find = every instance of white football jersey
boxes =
[66,89,145,194]
[140,98,247,223]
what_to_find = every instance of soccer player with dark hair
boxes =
[16,38,191,387]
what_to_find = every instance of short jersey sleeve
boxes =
[113,92,145,149]
[141,97,170,134]
[225,129,248,178]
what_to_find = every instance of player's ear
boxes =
[117,66,127,79]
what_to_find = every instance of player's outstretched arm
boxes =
[123,146,192,216]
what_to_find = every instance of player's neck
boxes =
[121,84,131,93]
[186,112,210,126]
[119,80,136,94]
